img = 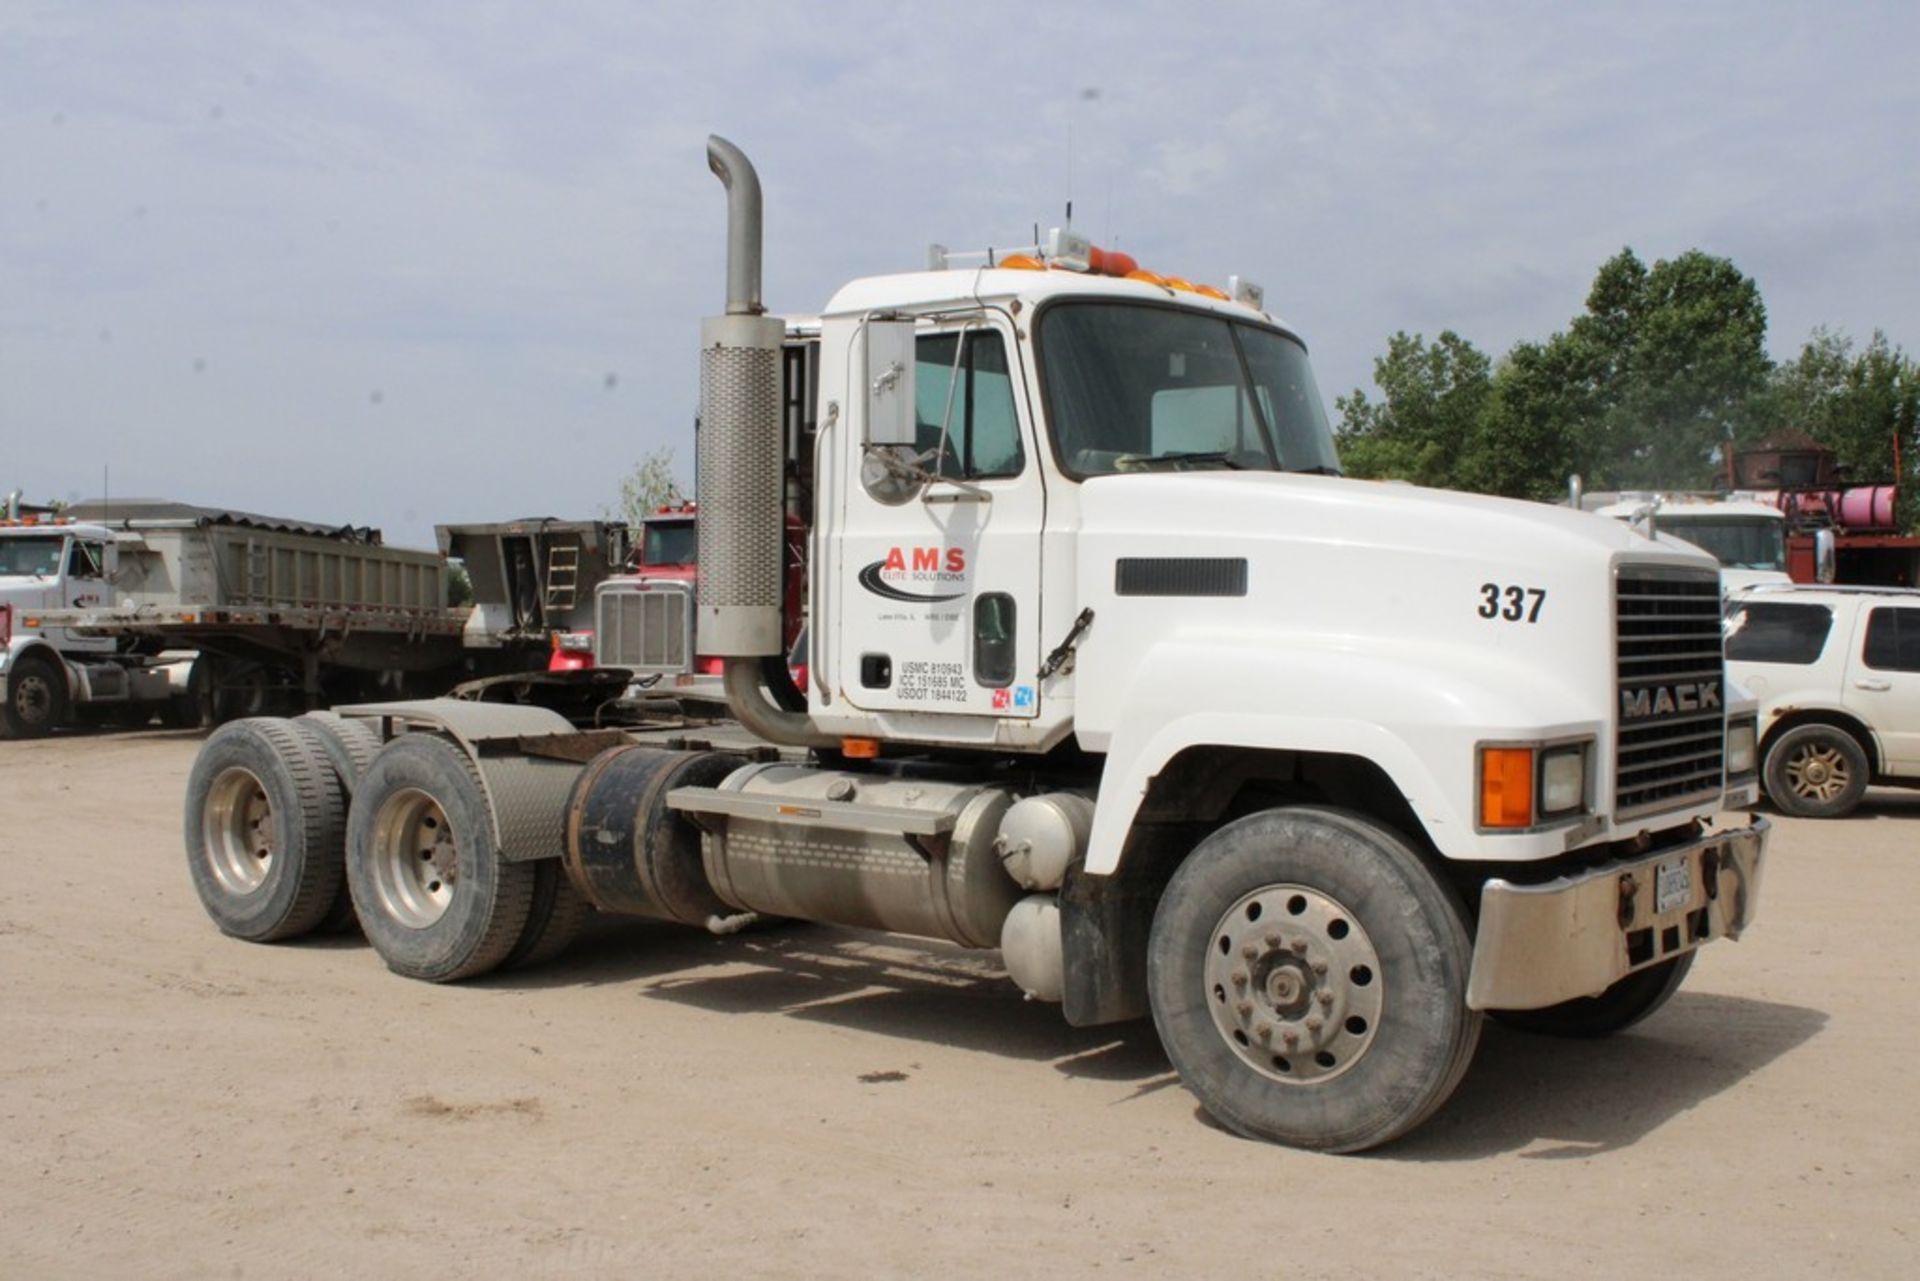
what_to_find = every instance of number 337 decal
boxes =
[1478,583,1546,623]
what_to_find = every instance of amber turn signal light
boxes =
[1479,747,1535,829]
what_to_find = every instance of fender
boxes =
[1085,637,1606,873]
[1,634,73,694]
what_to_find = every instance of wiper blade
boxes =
[1114,450,1245,471]
[1287,465,1341,476]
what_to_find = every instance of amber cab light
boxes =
[1480,747,1535,829]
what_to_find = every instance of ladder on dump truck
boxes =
[544,542,580,614]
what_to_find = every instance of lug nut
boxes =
[1290,938,1309,954]
[1254,1022,1273,1042]
[1236,1001,1254,1019]
[1282,1029,1299,1047]
[1241,943,1260,961]
[1317,991,1333,1007]
[1264,932,1281,949]
[1231,970,1248,989]
[1306,1017,1323,1033]
[1311,961,1328,976]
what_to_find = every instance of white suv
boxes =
[1726,583,1920,817]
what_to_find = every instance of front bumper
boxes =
[1466,817,1769,1010]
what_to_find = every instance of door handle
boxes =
[1855,679,1892,692]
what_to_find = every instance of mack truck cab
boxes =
[181,137,1768,1153]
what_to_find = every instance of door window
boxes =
[915,330,1023,479]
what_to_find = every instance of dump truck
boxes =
[181,137,1769,1153]
[2,502,456,736]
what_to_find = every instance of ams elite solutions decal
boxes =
[859,546,967,603]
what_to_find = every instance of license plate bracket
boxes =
[1655,855,1692,915]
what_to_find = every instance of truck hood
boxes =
[1077,470,1713,571]
[1071,470,1720,754]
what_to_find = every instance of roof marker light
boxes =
[1228,274,1265,310]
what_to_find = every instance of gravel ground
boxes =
[2,728,1915,1278]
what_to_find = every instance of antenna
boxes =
[103,463,109,526]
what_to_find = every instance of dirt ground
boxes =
[1,729,1915,1279]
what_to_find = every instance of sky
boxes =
[3,1,1917,549]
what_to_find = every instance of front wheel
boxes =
[1763,723,1869,818]
[1148,807,1481,1153]
[3,652,69,738]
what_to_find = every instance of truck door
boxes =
[834,317,1045,719]
[1847,604,1920,773]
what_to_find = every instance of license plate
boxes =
[1655,857,1692,914]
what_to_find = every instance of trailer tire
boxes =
[347,733,534,983]
[3,650,68,739]
[1491,951,1694,1039]
[1763,722,1869,818]
[291,714,380,933]
[503,861,596,971]
[1147,806,1481,1154]
[183,717,346,942]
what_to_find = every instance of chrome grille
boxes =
[594,581,694,675]
[1615,566,1725,818]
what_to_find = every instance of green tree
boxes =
[609,446,685,529]
[1335,330,1495,490]
[1759,328,1920,483]
[1564,248,1772,488]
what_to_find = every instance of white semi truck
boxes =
[181,138,1769,1152]
[1589,492,1799,592]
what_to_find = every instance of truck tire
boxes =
[3,651,68,739]
[1763,722,1870,818]
[291,714,382,934]
[346,733,535,983]
[502,861,596,971]
[1147,807,1481,1154]
[1492,952,1694,1039]
[296,711,382,793]
[183,717,346,942]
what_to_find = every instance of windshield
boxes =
[644,521,697,567]
[0,535,64,577]
[1663,516,1786,572]
[1037,302,1341,477]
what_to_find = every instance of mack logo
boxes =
[857,545,968,604]
[1621,681,1721,720]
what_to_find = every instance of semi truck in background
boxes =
[2,503,630,738]
[568,500,809,705]
[1586,492,1796,592]
[180,136,1769,1153]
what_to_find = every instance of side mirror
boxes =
[1815,528,1837,584]
[864,318,917,447]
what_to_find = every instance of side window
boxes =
[67,541,104,580]
[1725,602,1833,664]
[1862,607,1920,672]
[915,330,1023,479]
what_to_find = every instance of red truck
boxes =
[552,502,807,694]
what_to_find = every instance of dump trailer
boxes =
[182,138,1769,1153]
[3,502,463,736]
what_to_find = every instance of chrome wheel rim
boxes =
[204,766,274,895]
[370,787,457,928]
[1204,884,1384,1085]
[1786,742,1851,802]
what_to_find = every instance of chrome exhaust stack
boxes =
[700,136,834,747]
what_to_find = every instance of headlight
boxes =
[1727,718,1757,777]
[1540,745,1587,816]
[1478,740,1592,830]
